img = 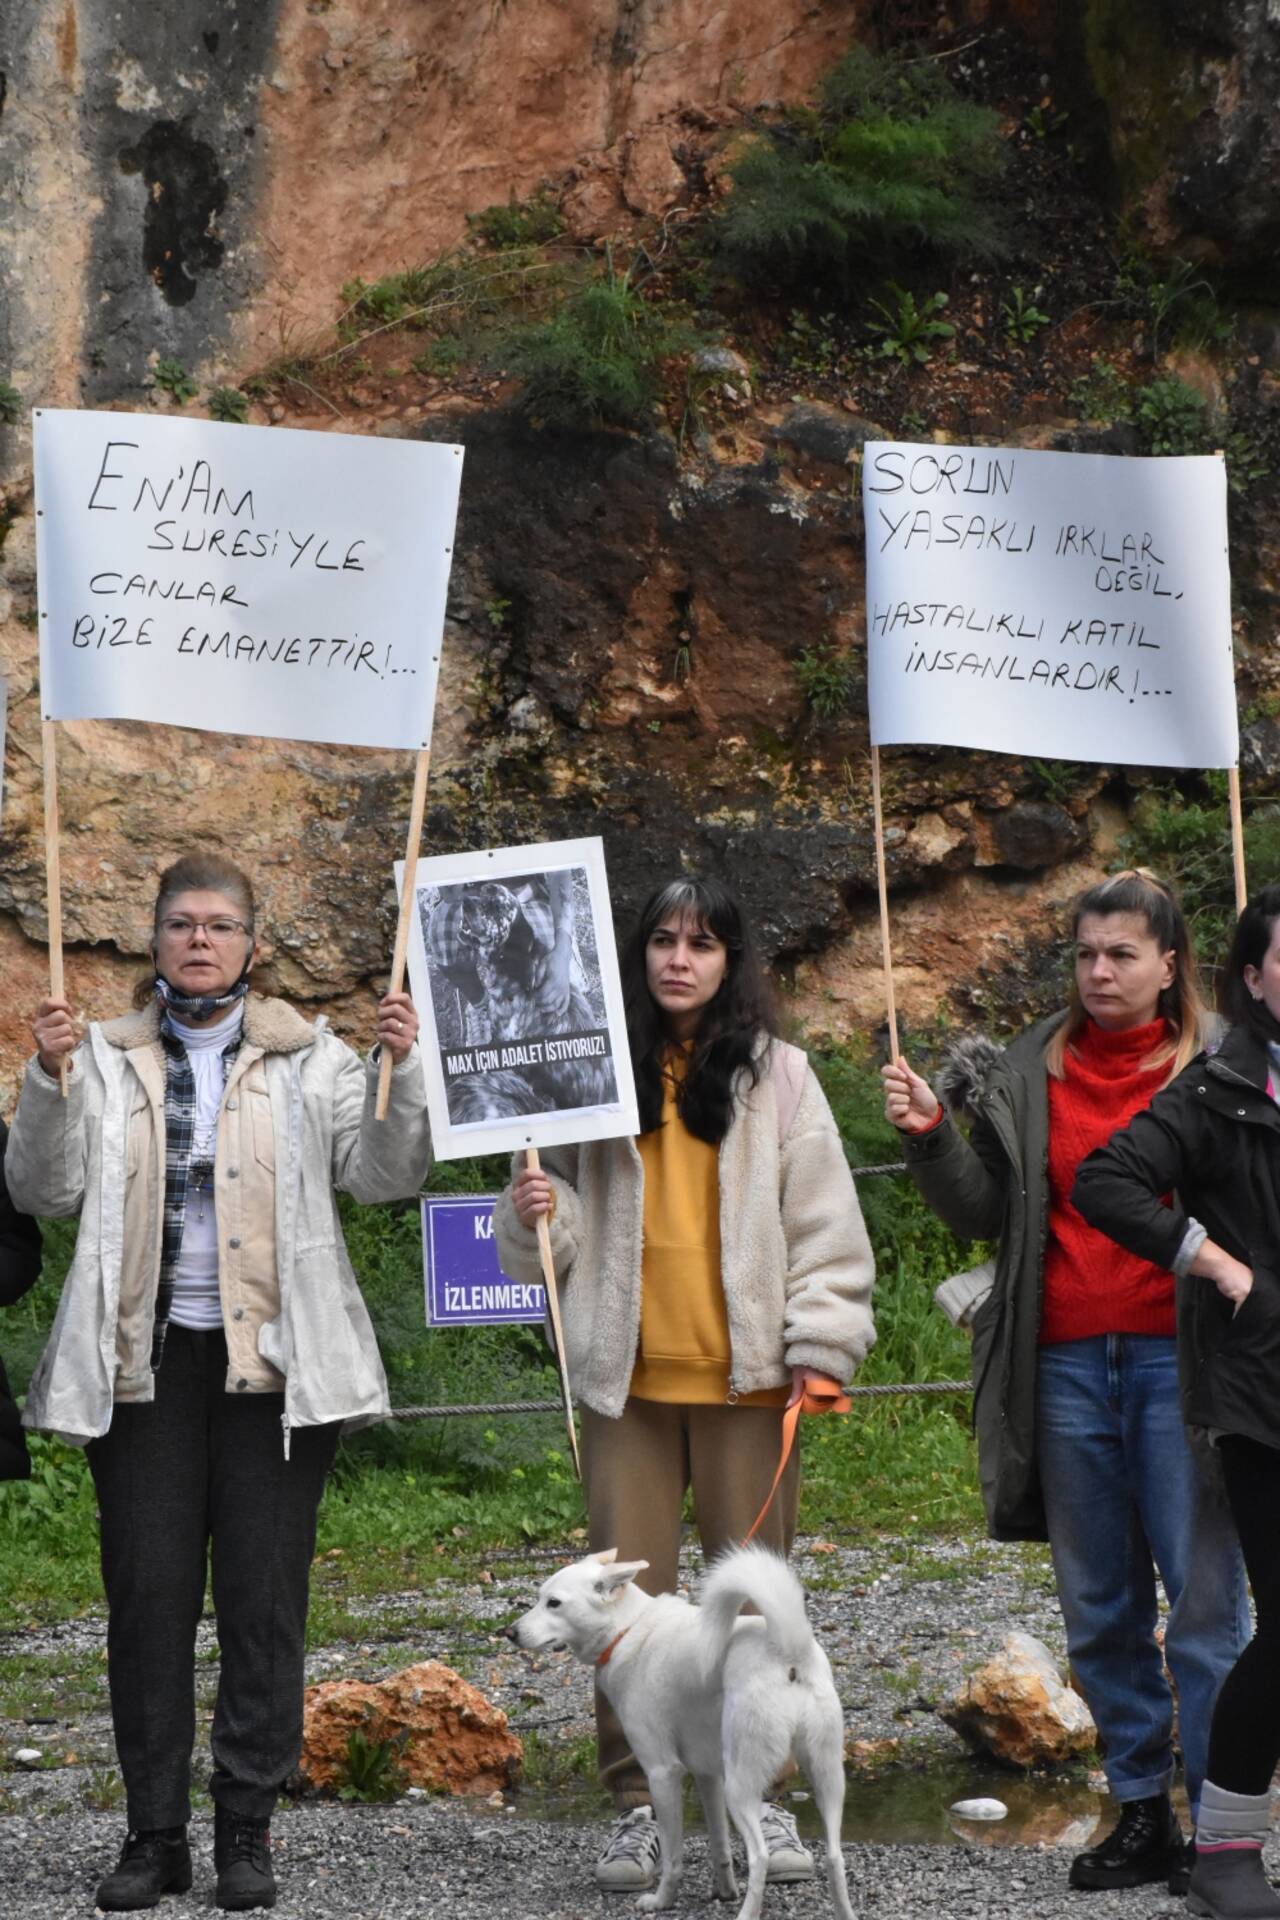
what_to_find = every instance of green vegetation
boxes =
[1122,780,1280,974]
[337,249,551,357]
[794,641,858,720]
[1070,355,1133,426]
[207,385,250,425]
[715,46,1006,290]
[0,381,22,426]
[337,1727,408,1803]
[152,358,198,405]
[1134,375,1207,456]
[412,335,465,378]
[468,190,564,251]
[502,254,691,429]
[1111,248,1222,357]
[1000,286,1050,345]
[867,287,953,366]
[1071,362,1223,462]
[775,309,844,378]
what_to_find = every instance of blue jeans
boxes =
[1036,1335,1249,1819]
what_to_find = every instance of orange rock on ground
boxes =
[940,1631,1097,1771]
[299,1660,522,1797]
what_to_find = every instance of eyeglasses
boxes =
[158,916,252,944]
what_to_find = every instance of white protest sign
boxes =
[864,442,1237,769]
[33,409,463,751]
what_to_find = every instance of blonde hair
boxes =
[1044,868,1207,1084]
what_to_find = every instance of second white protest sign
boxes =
[34,409,463,751]
[864,441,1237,770]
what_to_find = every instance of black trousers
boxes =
[87,1327,339,1828]
[1205,1433,1280,1795]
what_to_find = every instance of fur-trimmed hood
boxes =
[100,993,317,1056]
[937,1033,1006,1123]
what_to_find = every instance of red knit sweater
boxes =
[1040,1017,1176,1345]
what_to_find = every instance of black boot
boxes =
[96,1828,192,1911]
[214,1807,276,1912]
[1069,1792,1184,1891]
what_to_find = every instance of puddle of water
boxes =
[488,1766,1190,1851]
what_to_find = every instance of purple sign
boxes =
[421,1195,547,1326]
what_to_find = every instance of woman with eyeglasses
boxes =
[8,851,430,1914]
[881,870,1247,1901]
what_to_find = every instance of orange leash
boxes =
[742,1377,850,1544]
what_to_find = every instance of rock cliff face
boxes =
[0,0,1277,1098]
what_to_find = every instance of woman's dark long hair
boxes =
[621,877,779,1143]
[1219,883,1280,1044]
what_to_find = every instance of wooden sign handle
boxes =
[41,721,69,1097]
[526,1145,581,1480]
[376,747,431,1122]
[1228,766,1248,915]
[870,745,900,1060]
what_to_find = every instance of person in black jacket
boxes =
[0,1114,43,1482]
[1075,884,1280,1920]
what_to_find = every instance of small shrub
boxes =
[412,335,465,376]
[503,256,691,429]
[1070,357,1133,426]
[1135,376,1208,457]
[1122,783,1280,975]
[1111,249,1221,357]
[775,308,842,378]
[1023,101,1068,140]
[867,287,953,366]
[716,46,1006,290]
[468,190,564,251]
[1000,286,1050,345]
[794,641,857,720]
[207,386,250,425]
[1223,427,1271,497]
[338,1727,407,1803]
[0,381,22,426]
[152,359,198,405]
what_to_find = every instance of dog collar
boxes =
[596,1626,632,1668]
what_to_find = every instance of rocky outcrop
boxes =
[0,0,858,444]
[298,1660,522,1797]
[940,1631,1097,1770]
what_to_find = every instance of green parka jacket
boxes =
[901,1014,1065,1542]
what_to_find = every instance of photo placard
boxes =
[399,836,638,1160]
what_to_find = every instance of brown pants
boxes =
[580,1397,800,1808]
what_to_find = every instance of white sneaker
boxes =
[761,1803,815,1882]
[594,1806,661,1891]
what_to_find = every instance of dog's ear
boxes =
[595,1558,648,1594]
[592,1547,619,1565]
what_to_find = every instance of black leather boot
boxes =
[1069,1792,1184,1891]
[96,1828,192,1911]
[214,1807,276,1912]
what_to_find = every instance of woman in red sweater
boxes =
[882,870,1247,1898]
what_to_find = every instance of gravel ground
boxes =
[0,1531,1236,1920]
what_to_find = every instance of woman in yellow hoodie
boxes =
[495,876,875,1895]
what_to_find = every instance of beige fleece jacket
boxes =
[7,994,431,1445]
[492,1044,876,1417]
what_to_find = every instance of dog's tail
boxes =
[698,1544,813,1675]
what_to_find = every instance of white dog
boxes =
[508,1545,855,1920]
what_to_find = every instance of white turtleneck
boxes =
[164,1003,244,1332]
